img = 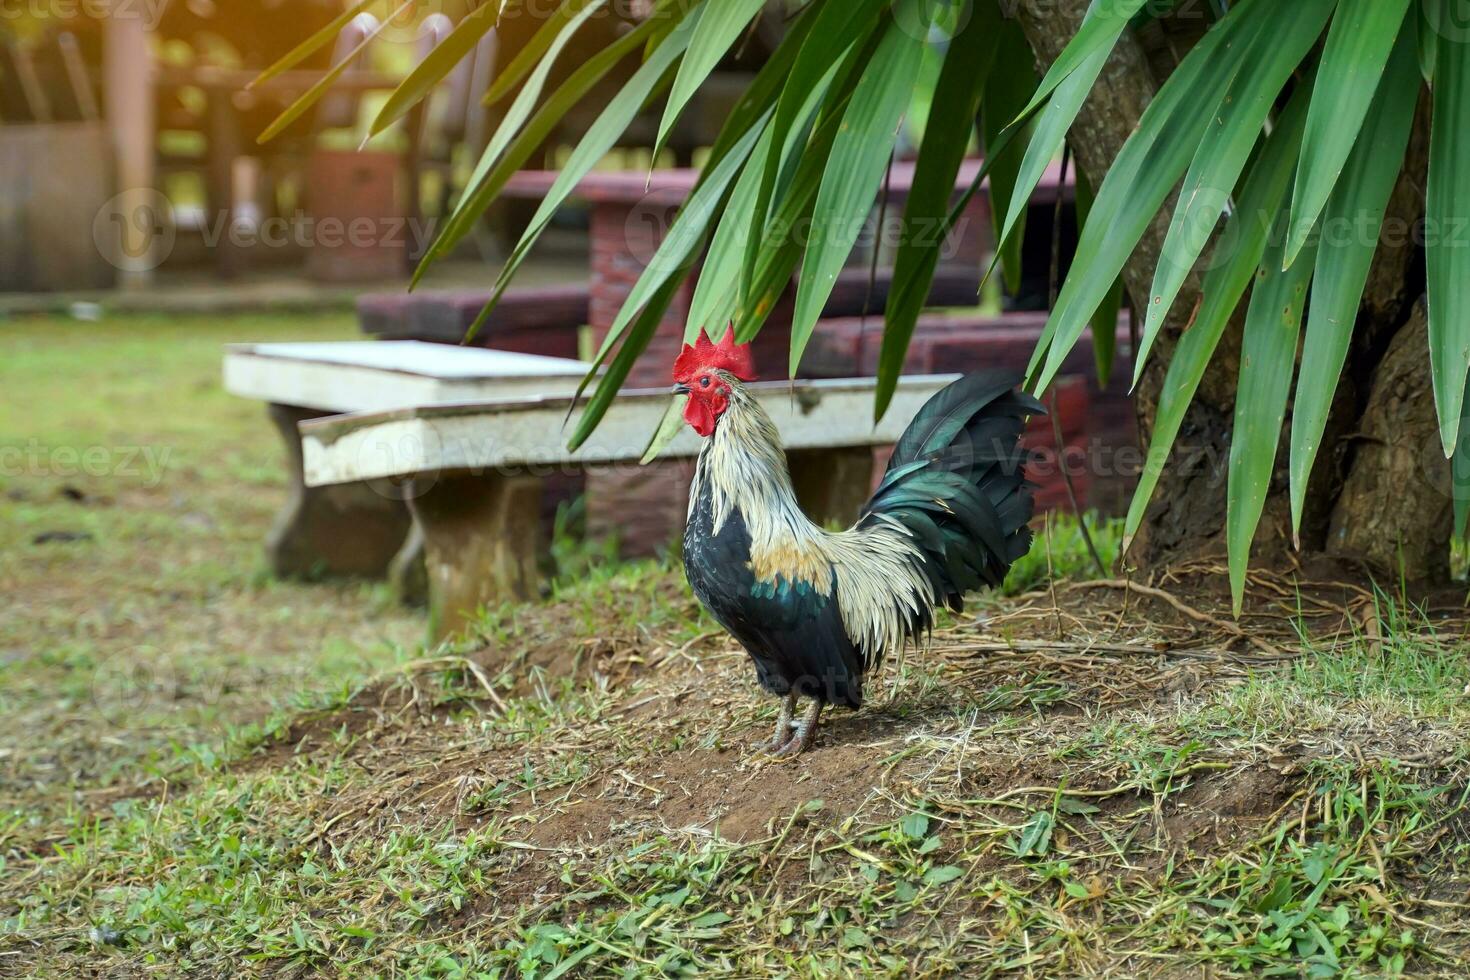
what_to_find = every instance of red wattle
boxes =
[683,396,716,437]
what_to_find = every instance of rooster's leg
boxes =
[773,699,823,758]
[755,692,798,753]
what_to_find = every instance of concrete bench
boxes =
[297,376,959,639]
[222,341,594,590]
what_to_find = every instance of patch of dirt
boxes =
[524,739,888,849]
[1159,763,1303,851]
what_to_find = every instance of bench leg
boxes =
[265,404,413,578]
[406,472,543,641]
[788,447,876,530]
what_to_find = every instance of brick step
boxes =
[357,285,588,360]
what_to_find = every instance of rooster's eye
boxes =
[700,376,711,388]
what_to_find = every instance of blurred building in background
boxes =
[0,0,767,292]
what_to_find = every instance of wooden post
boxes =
[102,4,157,287]
[265,404,414,579]
[405,472,544,641]
[788,448,876,530]
[206,85,245,278]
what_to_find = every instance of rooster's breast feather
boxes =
[683,477,868,707]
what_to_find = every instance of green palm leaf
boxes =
[1134,5,1323,388]
[437,0,606,252]
[1284,0,1413,269]
[789,4,931,376]
[979,17,1037,296]
[1289,27,1419,538]
[1419,0,1439,83]
[1426,16,1470,457]
[483,0,592,106]
[653,0,767,162]
[1009,0,1151,124]
[990,41,1108,293]
[738,0,890,306]
[1122,83,1311,551]
[1227,208,1317,614]
[686,27,859,341]
[569,0,827,367]
[563,2,833,437]
[1455,378,1470,538]
[369,1,502,139]
[684,123,776,341]
[568,274,688,451]
[1074,170,1122,387]
[874,1,1001,420]
[586,115,770,372]
[463,8,700,342]
[732,95,852,342]
[1026,0,1302,396]
[257,0,413,145]
[414,9,671,281]
[250,0,379,89]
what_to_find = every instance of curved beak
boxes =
[671,383,691,395]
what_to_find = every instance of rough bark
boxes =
[1327,300,1452,582]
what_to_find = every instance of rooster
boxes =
[676,327,1043,756]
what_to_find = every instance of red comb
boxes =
[673,326,757,384]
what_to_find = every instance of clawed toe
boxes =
[753,731,793,755]
[770,734,809,758]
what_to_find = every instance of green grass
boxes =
[0,312,423,820]
[1001,511,1121,596]
[5,574,1469,975]
[3,313,1470,976]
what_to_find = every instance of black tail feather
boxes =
[862,371,1040,605]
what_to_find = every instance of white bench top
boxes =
[299,375,960,487]
[223,341,594,414]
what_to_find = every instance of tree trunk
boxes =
[1012,0,1444,585]
[1327,300,1452,582]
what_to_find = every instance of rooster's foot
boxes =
[754,692,797,754]
[770,700,823,758]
